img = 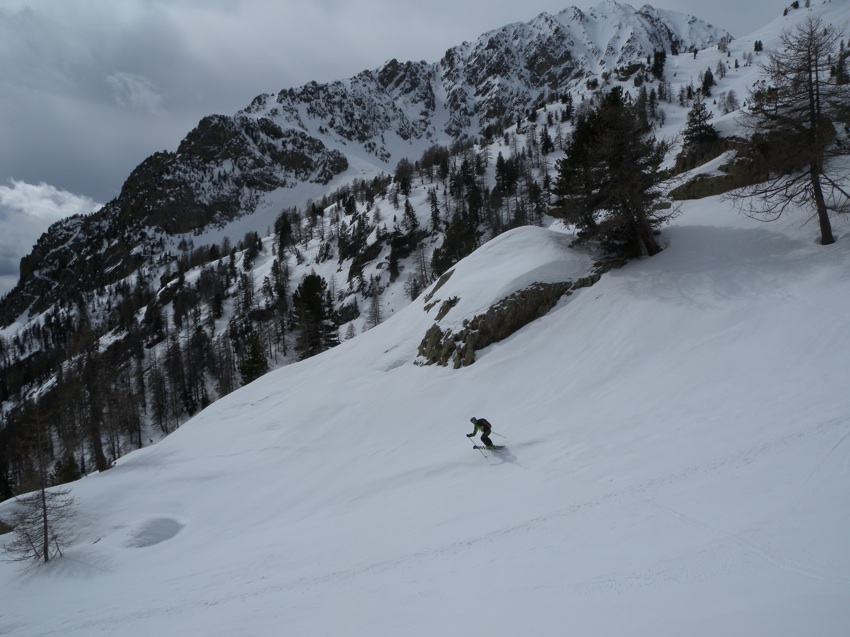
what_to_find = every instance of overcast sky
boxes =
[0,0,786,295]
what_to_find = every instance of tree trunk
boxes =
[40,486,49,563]
[88,416,109,472]
[810,168,835,245]
[36,415,50,563]
[636,207,661,256]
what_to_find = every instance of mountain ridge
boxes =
[0,1,729,326]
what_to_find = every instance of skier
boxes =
[467,416,495,449]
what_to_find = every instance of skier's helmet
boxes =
[470,417,476,423]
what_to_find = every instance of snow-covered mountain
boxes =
[0,1,729,325]
[250,1,729,142]
[1,178,849,636]
[1,1,850,634]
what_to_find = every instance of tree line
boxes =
[0,122,560,501]
[2,17,848,556]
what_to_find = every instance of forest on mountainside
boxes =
[1,9,848,503]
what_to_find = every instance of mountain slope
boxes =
[0,0,729,325]
[2,4,850,632]
[1,194,848,636]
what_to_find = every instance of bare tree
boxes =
[3,487,76,565]
[2,409,76,565]
[732,17,850,244]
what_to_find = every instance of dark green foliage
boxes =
[683,94,719,147]
[50,454,82,487]
[291,273,339,360]
[394,158,415,196]
[832,49,850,85]
[431,216,479,276]
[540,126,555,155]
[651,50,667,80]
[553,87,673,258]
[238,331,269,384]
[701,67,715,96]
[494,152,518,194]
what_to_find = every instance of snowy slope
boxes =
[1,192,849,636]
[2,2,850,635]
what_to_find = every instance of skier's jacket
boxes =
[469,418,492,436]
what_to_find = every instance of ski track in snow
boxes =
[22,418,849,637]
[4,4,850,636]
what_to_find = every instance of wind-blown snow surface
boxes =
[2,196,849,635]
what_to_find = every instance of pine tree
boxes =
[651,50,667,80]
[540,125,555,155]
[291,273,339,359]
[553,87,675,258]
[683,93,718,147]
[394,158,414,196]
[701,67,715,96]
[367,277,383,329]
[238,331,269,384]
[402,198,419,232]
[431,215,478,275]
[428,188,440,233]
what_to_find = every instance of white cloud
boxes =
[0,179,100,220]
[106,71,165,114]
[0,180,102,295]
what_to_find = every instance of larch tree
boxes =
[733,17,850,245]
[2,406,76,565]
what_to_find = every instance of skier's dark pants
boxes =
[480,432,493,447]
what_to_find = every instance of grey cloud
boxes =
[107,72,165,113]
[0,258,18,277]
[0,0,777,208]
[0,180,102,295]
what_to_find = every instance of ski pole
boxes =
[490,431,507,439]
[468,436,487,458]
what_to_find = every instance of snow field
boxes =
[2,193,849,636]
[3,3,850,635]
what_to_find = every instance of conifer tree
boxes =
[651,50,667,80]
[683,93,718,147]
[238,331,269,384]
[701,67,715,96]
[291,273,338,359]
[553,87,674,258]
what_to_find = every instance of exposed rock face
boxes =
[416,257,627,369]
[1,115,348,323]
[244,2,730,153]
[417,281,574,368]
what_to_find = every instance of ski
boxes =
[473,445,505,450]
